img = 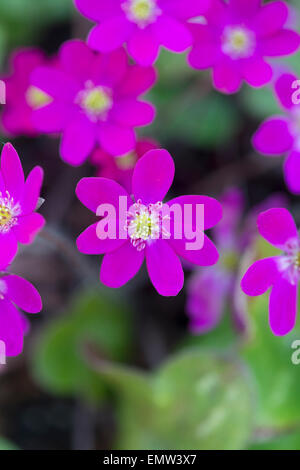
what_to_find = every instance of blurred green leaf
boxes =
[92,350,253,450]
[0,437,18,450]
[249,428,300,450]
[32,291,133,402]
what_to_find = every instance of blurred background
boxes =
[1,0,300,450]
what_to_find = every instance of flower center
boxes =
[122,0,161,27]
[126,200,169,251]
[77,82,113,122]
[115,151,137,170]
[0,192,21,233]
[26,86,52,109]
[277,238,300,285]
[222,26,255,59]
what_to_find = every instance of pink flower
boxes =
[76,149,222,296]
[30,40,156,166]
[241,208,300,336]
[74,0,210,66]
[253,72,300,194]
[0,265,42,356]
[1,48,53,137]
[188,0,300,94]
[90,137,159,193]
[0,143,45,268]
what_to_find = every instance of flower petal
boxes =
[76,177,129,213]
[146,240,184,296]
[4,274,42,313]
[112,99,155,127]
[59,39,96,84]
[188,26,219,69]
[60,115,96,166]
[77,222,127,255]
[100,240,144,288]
[213,60,242,94]
[228,0,261,19]
[167,195,223,230]
[31,66,80,101]
[252,118,294,155]
[0,299,24,356]
[163,0,210,19]
[132,149,175,205]
[127,29,160,66]
[13,213,45,245]
[1,143,24,201]
[88,17,133,53]
[21,166,44,215]
[284,151,300,195]
[98,123,135,156]
[261,30,300,57]
[169,233,219,266]
[275,73,298,110]
[153,14,192,52]
[241,257,280,296]
[74,0,122,22]
[257,208,298,248]
[0,232,18,269]
[253,1,289,37]
[116,65,157,97]
[242,57,273,88]
[269,277,297,336]
[32,102,74,133]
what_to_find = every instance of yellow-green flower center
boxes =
[127,201,162,251]
[123,0,160,27]
[222,26,255,59]
[26,86,52,109]
[115,151,137,170]
[0,205,12,226]
[0,192,21,233]
[77,83,113,121]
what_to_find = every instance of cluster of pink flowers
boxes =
[0,144,44,356]
[1,0,300,358]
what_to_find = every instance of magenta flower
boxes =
[0,143,45,268]
[187,189,287,334]
[253,72,300,194]
[74,0,210,66]
[241,208,300,336]
[0,265,42,356]
[76,149,222,296]
[188,0,300,94]
[30,40,156,166]
[1,48,53,137]
[90,138,159,193]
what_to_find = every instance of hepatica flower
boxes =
[241,208,300,336]
[90,138,159,193]
[0,143,45,267]
[74,0,210,66]
[188,0,300,94]
[0,264,42,356]
[76,149,222,296]
[253,73,300,194]
[30,40,156,166]
[1,49,52,136]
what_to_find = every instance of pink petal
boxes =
[127,29,160,66]
[261,30,300,57]
[188,25,219,69]
[152,14,192,52]
[228,0,261,19]
[242,57,273,88]
[162,0,211,19]
[0,299,24,356]
[98,123,135,156]
[252,118,294,155]
[269,277,297,336]
[146,240,184,296]
[76,177,129,214]
[4,274,42,313]
[14,213,45,245]
[284,151,300,195]
[100,240,144,288]
[205,0,228,27]
[21,166,44,215]
[241,257,280,296]
[0,232,18,269]
[77,222,127,255]
[253,1,289,37]
[31,66,81,101]
[1,143,24,201]
[167,195,222,230]
[74,0,122,22]
[275,73,298,110]
[170,233,219,266]
[116,65,157,97]
[91,48,128,87]
[132,149,174,205]
[60,115,96,166]
[213,60,242,94]
[32,102,74,133]
[257,208,298,248]
[112,99,155,127]
[88,17,133,53]
[59,39,96,84]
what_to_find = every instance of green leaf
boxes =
[31,291,133,402]
[0,437,18,450]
